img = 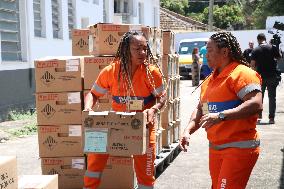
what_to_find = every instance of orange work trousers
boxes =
[84,123,156,189]
[209,147,260,189]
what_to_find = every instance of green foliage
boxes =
[201,4,245,29]
[7,110,36,121]
[8,123,37,137]
[160,0,189,15]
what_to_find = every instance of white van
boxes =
[178,38,208,78]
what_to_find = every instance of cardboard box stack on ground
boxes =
[82,56,115,111]
[0,156,17,189]
[18,175,58,189]
[98,156,137,189]
[72,29,90,56]
[159,30,181,148]
[34,56,85,188]
[82,111,147,157]
[41,157,85,189]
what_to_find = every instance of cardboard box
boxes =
[142,26,154,54]
[18,175,58,189]
[160,101,174,127]
[82,56,115,89]
[36,92,82,125]
[98,156,137,189]
[162,31,175,55]
[83,90,112,111]
[153,27,163,56]
[173,119,181,142]
[173,98,180,121]
[82,111,147,156]
[89,23,142,55]
[162,55,174,79]
[41,157,85,189]
[38,125,84,157]
[155,129,163,155]
[162,123,174,147]
[34,57,82,93]
[0,156,17,189]
[72,29,90,56]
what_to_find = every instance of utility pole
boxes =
[208,0,214,31]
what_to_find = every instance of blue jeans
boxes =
[261,77,279,119]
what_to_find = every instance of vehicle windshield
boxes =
[178,41,206,55]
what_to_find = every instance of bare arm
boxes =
[179,101,203,151]
[145,93,167,123]
[84,92,98,111]
[200,90,262,130]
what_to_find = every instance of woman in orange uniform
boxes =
[84,32,166,189]
[180,32,263,189]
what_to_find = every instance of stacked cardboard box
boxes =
[34,57,85,189]
[159,30,181,148]
[0,156,59,189]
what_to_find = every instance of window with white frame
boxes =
[51,0,62,39]
[0,0,22,61]
[138,2,144,24]
[33,0,44,37]
[68,0,75,39]
[93,0,99,4]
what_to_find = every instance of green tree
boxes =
[202,4,245,30]
[160,0,189,15]
[251,0,284,29]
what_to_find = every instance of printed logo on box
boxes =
[76,38,88,49]
[48,168,60,176]
[41,104,56,118]
[40,71,55,86]
[84,117,94,128]
[104,34,118,47]
[131,118,141,129]
[43,136,58,150]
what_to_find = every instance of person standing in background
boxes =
[251,33,281,124]
[200,42,212,78]
[191,47,200,86]
[243,41,254,63]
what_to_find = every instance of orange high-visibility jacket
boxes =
[200,62,262,145]
[91,61,165,111]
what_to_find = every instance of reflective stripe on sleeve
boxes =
[138,184,154,189]
[237,83,261,99]
[209,139,260,150]
[151,85,164,96]
[85,170,102,179]
[92,83,108,95]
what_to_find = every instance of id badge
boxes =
[129,100,143,111]
[202,102,209,115]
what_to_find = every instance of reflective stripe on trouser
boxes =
[209,139,260,150]
[84,153,109,189]
[137,183,154,189]
[209,147,260,189]
[84,123,156,188]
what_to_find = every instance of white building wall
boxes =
[0,0,160,71]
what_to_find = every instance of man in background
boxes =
[243,41,254,63]
[251,33,281,124]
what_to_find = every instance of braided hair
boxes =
[115,31,157,94]
[210,32,249,66]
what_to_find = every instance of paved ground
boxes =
[0,78,284,188]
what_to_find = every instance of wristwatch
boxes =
[218,112,226,121]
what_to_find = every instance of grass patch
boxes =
[7,110,36,121]
[7,123,37,137]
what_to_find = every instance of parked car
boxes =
[178,38,208,79]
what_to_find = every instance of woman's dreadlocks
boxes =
[114,31,158,94]
[210,32,249,66]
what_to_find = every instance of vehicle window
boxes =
[178,41,206,55]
